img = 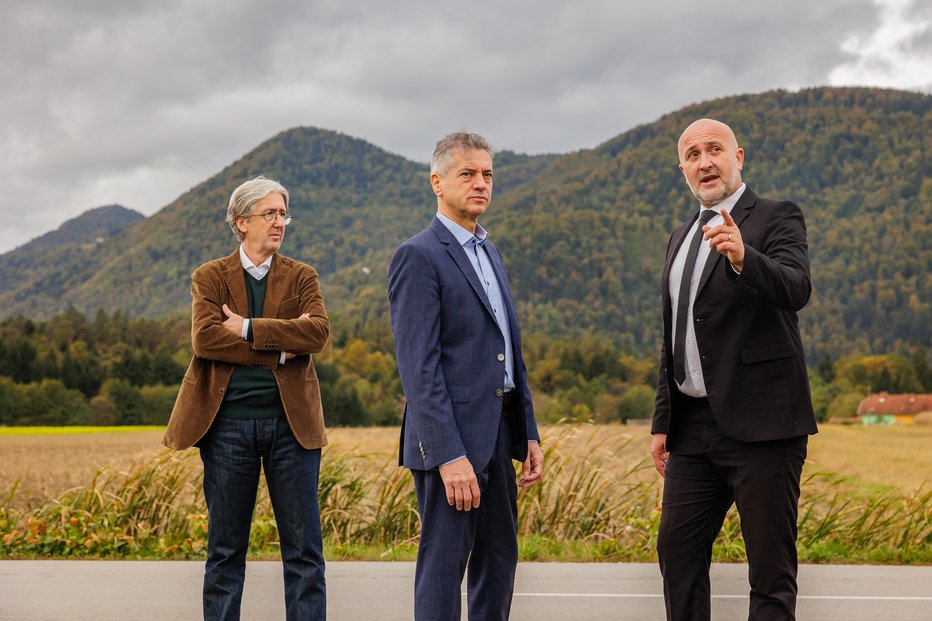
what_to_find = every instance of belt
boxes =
[678,393,709,405]
[502,390,515,409]
[678,393,713,421]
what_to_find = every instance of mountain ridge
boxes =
[1,87,928,360]
[0,204,144,310]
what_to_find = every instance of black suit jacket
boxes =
[652,187,818,448]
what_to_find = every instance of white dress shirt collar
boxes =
[238,244,273,280]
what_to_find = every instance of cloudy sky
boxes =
[2,0,930,254]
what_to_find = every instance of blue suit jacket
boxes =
[388,216,540,472]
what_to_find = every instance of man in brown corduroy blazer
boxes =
[164,175,330,620]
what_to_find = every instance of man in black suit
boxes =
[650,118,818,621]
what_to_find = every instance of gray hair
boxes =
[226,175,289,241]
[430,131,494,176]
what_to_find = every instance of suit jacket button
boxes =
[497,353,505,361]
[495,388,503,397]
[219,388,225,395]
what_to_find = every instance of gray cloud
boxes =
[827,0,932,91]
[899,0,932,55]
[1,0,918,253]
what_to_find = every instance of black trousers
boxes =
[657,396,808,621]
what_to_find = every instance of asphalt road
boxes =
[1,561,931,620]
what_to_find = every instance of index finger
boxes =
[721,209,735,226]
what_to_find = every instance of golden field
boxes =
[2,424,930,563]
[2,423,930,508]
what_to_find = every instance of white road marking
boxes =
[513,593,932,601]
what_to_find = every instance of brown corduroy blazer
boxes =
[163,250,330,450]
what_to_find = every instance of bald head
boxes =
[677,119,739,163]
[676,118,744,207]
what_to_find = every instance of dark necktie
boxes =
[674,209,717,385]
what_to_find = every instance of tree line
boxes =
[1,309,930,427]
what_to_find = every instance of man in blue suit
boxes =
[388,131,544,621]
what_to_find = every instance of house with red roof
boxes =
[857,392,932,425]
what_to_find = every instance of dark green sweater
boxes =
[217,270,286,419]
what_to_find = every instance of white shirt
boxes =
[669,184,746,397]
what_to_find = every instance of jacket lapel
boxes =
[220,250,248,316]
[430,218,497,321]
[486,243,518,323]
[262,254,290,318]
[661,217,696,309]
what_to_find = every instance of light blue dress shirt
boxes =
[436,213,515,392]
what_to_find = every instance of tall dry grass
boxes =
[1,424,930,562]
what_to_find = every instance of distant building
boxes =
[857,392,932,426]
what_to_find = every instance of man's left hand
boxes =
[650,433,669,478]
[704,209,744,271]
[519,441,544,489]
[221,304,245,337]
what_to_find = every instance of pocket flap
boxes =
[279,295,300,317]
[446,384,471,403]
[740,342,795,364]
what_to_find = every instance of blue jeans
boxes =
[199,416,326,620]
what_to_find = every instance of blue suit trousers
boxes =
[411,417,519,621]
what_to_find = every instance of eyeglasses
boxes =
[243,211,292,225]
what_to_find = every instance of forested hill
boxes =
[1,87,928,359]
[0,205,143,310]
[323,87,932,359]
[0,129,558,321]
[484,87,932,357]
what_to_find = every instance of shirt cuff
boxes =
[240,318,250,340]
[441,455,466,467]
[279,351,287,365]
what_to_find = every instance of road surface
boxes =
[1,561,930,620]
